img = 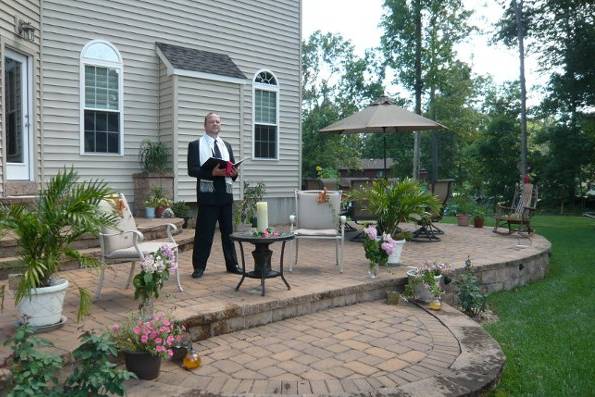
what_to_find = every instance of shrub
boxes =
[455,257,487,317]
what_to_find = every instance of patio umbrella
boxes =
[319,95,446,178]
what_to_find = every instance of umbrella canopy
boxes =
[319,96,446,178]
[319,96,445,134]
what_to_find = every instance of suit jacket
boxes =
[187,139,237,206]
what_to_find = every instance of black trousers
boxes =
[192,203,238,272]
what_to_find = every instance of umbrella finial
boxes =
[371,95,392,106]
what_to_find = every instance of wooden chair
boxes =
[95,193,183,299]
[289,190,346,272]
[493,183,538,234]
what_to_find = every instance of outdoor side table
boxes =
[230,232,294,296]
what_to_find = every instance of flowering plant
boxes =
[133,245,177,303]
[111,313,179,359]
[362,225,397,266]
[404,262,451,300]
[251,227,290,238]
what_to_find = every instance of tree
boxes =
[381,0,474,179]
[301,31,384,177]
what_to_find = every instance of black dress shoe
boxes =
[191,269,204,279]
[226,266,243,275]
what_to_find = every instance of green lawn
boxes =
[465,216,595,396]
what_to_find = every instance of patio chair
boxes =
[95,193,183,299]
[289,190,347,272]
[347,179,376,241]
[412,179,454,241]
[493,183,538,234]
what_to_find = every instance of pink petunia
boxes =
[133,326,142,335]
[140,335,149,343]
[111,323,120,333]
[163,319,171,327]
[166,335,175,345]
[167,349,174,358]
[155,337,163,344]
[156,345,166,353]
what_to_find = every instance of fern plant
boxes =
[0,167,117,321]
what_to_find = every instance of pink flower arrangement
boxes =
[111,313,186,359]
[362,225,397,266]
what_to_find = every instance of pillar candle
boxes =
[256,202,268,232]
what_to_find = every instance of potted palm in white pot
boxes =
[0,167,117,327]
[351,178,440,265]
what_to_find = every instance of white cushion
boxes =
[294,228,338,237]
[105,241,177,259]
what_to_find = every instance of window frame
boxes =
[252,69,279,161]
[79,39,124,156]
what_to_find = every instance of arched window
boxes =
[80,40,123,155]
[253,70,279,159]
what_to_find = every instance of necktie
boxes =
[213,139,222,158]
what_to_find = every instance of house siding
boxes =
[41,0,301,212]
[0,0,42,196]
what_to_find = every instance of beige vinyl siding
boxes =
[175,76,242,202]
[42,0,300,206]
[0,0,42,196]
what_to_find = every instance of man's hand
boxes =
[212,164,227,177]
[227,166,238,177]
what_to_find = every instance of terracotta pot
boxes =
[473,216,485,228]
[456,213,470,226]
[155,206,166,218]
[124,351,161,380]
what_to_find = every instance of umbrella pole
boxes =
[383,130,387,178]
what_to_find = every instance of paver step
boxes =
[0,218,185,259]
[0,227,195,279]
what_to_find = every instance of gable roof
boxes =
[155,42,247,83]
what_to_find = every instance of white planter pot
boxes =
[16,278,69,327]
[387,239,406,265]
[406,269,442,303]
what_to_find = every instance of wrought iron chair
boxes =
[95,193,182,299]
[289,190,347,272]
[493,183,538,234]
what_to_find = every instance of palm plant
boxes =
[0,167,117,320]
[351,178,440,236]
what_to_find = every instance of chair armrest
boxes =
[165,223,178,244]
[340,215,346,225]
[100,229,144,242]
[289,215,296,232]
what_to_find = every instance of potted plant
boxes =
[404,262,450,303]
[111,313,179,380]
[143,195,159,219]
[171,201,191,228]
[451,193,474,227]
[351,178,439,263]
[139,140,170,174]
[156,197,173,218]
[234,182,266,232]
[473,207,486,228]
[0,167,116,326]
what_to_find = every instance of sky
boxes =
[302,0,546,105]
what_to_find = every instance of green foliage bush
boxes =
[455,257,486,317]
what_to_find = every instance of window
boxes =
[80,40,123,154]
[253,70,278,159]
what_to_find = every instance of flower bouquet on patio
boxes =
[133,244,177,318]
[362,225,397,278]
[111,313,179,379]
[404,262,451,304]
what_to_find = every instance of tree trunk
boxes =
[413,0,423,179]
[515,0,528,180]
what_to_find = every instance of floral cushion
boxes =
[98,193,138,254]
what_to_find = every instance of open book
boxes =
[200,157,248,171]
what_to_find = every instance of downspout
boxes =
[238,82,244,200]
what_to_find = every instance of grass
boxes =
[445,215,594,396]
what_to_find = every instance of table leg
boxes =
[279,241,291,291]
[235,241,246,291]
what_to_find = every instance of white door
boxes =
[4,49,32,180]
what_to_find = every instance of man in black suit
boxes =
[187,112,242,278]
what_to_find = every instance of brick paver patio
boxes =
[0,223,548,395]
